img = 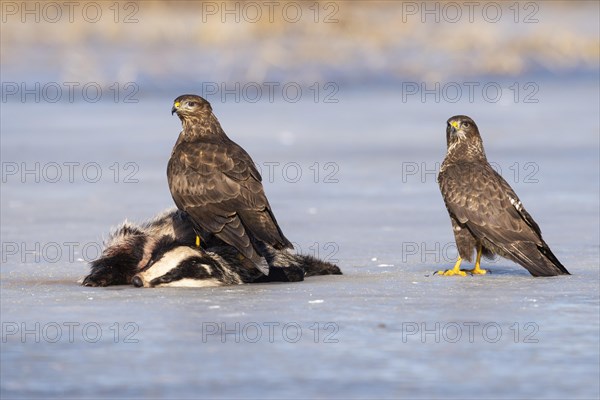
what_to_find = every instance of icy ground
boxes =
[1,81,599,399]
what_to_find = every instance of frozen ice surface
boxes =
[1,81,599,399]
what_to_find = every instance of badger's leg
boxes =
[82,227,148,287]
[256,243,305,282]
[82,235,147,286]
[298,254,342,276]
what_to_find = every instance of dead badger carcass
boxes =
[82,209,341,288]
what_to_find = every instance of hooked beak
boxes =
[449,120,459,135]
[171,101,180,115]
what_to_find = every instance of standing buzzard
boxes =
[168,94,302,282]
[437,115,570,277]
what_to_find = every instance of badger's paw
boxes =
[81,266,131,287]
[81,273,113,287]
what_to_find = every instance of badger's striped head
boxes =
[132,245,244,288]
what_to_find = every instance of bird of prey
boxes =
[436,115,570,277]
[168,94,302,282]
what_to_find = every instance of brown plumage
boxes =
[438,115,570,277]
[168,95,295,277]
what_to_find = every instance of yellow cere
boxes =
[174,102,180,107]
[450,120,460,129]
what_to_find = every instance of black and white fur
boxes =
[82,209,341,288]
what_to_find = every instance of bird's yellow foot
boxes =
[436,268,468,277]
[462,265,487,275]
[195,235,201,247]
[462,248,487,275]
[435,257,467,276]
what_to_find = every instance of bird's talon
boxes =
[462,268,487,275]
[435,269,467,277]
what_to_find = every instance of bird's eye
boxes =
[462,121,470,128]
[187,101,197,107]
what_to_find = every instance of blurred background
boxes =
[2,1,599,91]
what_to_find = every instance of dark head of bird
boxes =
[171,94,218,132]
[445,115,486,160]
